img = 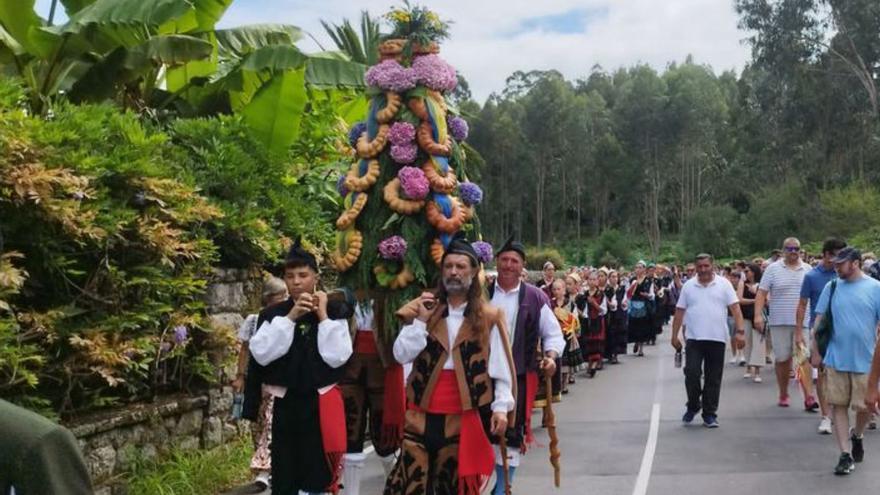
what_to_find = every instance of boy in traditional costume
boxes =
[246,242,353,495]
[384,238,516,495]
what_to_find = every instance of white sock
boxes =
[380,451,398,478]
[342,453,366,495]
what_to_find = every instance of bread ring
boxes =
[408,97,428,121]
[373,263,415,289]
[344,160,380,192]
[336,193,368,230]
[383,178,425,215]
[331,229,363,272]
[377,93,402,124]
[417,121,452,156]
[421,163,457,194]
[430,239,444,266]
[426,197,466,234]
[356,125,390,158]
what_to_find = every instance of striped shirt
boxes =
[759,259,809,327]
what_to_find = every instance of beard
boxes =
[443,276,473,294]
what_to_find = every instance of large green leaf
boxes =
[47,0,193,50]
[0,0,44,55]
[0,22,23,61]
[165,31,217,93]
[59,0,97,15]
[242,68,307,155]
[305,57,366,89]
[213,24,302,58]
[241,44,307,72]
[162,0,233,34]
[335,93,369,124]
[126,34,213,68]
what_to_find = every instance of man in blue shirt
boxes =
[812,247,880,475]
[797,238,847,434]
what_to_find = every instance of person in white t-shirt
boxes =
[672,253,745,428]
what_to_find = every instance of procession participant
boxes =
[339,295,405,495]
[627,261,655,356]
[581,271,608,377]
[246,242,353,495]
[536,261,557,297]
[384,238,516,495]
[561,274,586,387]
[488,236,565,494]
[606,270,629,363]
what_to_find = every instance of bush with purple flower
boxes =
[391,142,419,164]
[388,121,417,146]
[411,54,457,92]
[378,235,408,261]
[458,182,483,206]
[365,60,418,93]
[472,241,494,264]
[398,166,430,200]
[447,116,469,141]
[173,325,189,344]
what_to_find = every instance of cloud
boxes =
[35,0,753,103]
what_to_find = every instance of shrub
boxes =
[682,204,741,259]
[0,81,230,416]
[525,247,566,270]
[817,184,880,240]
[591,229,632,267]
[738,182,814,253]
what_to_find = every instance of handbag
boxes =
[815,280,837,359]
[629,299,648,319]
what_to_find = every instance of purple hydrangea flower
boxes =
[173,325,188,344]
[336,175,349,197]
[365,60,418,92]
[390,142,418,164]
[458,182,483,206]
[378,235,408,261]
[348,122,367,148]
[398,166,430,200]
[411,54,457,93]
[472,241,494,264]
[447,116,469,141]
[388,121,416,146]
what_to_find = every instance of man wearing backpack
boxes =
[811,247,880,475]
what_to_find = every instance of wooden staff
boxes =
[544,374,561,487]
[499,435,511,495]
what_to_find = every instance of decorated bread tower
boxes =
[331,3,491,338]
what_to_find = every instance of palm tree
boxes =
[321,11,382,66]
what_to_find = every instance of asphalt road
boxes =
[226,330,880,495]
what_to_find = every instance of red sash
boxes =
[318,386,347,493]
[381,363,406,450]
[523,370,539,452]
[354,330,378,354]
[411,371,494,495]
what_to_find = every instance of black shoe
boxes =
[851,434,864,463]
[588,369,597,378]
[834,453,855,475]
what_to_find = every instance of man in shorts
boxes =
[755,237,818,410]
[811,247,880,475]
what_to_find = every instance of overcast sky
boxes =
[35,0,754,102]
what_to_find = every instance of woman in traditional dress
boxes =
[579,271,607,377]
[557,275,585,391]
[605,270,629,364]
[627,261,655,357]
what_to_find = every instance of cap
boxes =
[831,247,861,264]
[496,235,526,260]
[443,233,479,266]
[285,237,318,272]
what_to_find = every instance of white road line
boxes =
[633,349,667,495]
[632,403,661,495]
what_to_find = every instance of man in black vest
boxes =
[247,242,353,495]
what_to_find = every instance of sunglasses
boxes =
[784,246,800,252]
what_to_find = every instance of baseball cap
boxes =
[831,247,861,264]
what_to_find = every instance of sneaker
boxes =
[703,415,720,428]
[869,420,877,431]
[729,357,738,365]
[805,397,819,413]
[851,434,864,463]
[818,417,833,435]
[778,395,790,407]
[743,372,752,380]
[738,358,747,367]
[682,410,698,424]
[834,453,855,475]
[753,376,763,383]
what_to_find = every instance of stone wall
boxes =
[70,388,246,495]
[67,268,263,494]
